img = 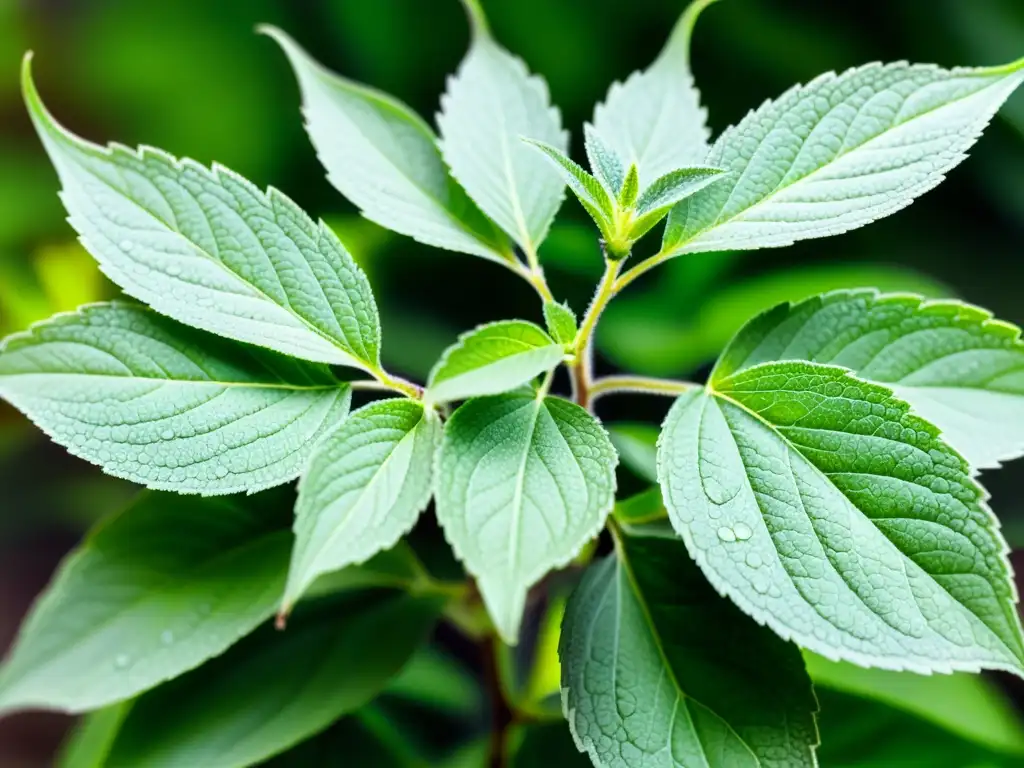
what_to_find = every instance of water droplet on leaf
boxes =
[717,526,736,542]
[733,523,752,541]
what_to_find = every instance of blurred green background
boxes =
[1,0,1023,765]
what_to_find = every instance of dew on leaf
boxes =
[733,522,752,541]
[717,526,736,542]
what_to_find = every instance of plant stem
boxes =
[512,259,555,304]
[588,375,697,405]
[613,246,674,294]
[572,258,622,409]
[366,367,423,399]
[483,636,514,767]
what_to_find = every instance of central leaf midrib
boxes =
[301,414,423,587]
[709,386,1020,661]
[508,397,544,578]
[63,144,367,368]
[0,370,342,393]
[677,71,1010,252]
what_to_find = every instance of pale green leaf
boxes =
[592,0,717,188]
[0,303,351,494]
[617,164,639,209]
[284,399,440,610]
[664,58,1024,257]
[543,301,577,346]
[561,524,818,767]
[23,54,380,369]
[606,422,659,483]
[815,688,1020,768]
[523,139,614,235]
[102,589,443,768]
[261,27,512,266]
[805,652,1024,755]
[426,320,564,406]
[634,166,725,217]
[438,6,568,255]
[436,393,617,643]
[658,361,1024,674]
[59,701,133,768]
[716,290,1024,470]
[629,165,727,241]
[0,491,291,715]
[583,124,625,195]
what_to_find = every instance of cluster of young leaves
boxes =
[2,0,1024,765]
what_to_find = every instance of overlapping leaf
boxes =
[284,399,440,611]
[436,393,617,643]
[438,2,568,256]
[426,320,564,405]
[561,524,818,767]
[23,54,380,369]
[0,304,351,494]
[0,491,291,715]
[262,27,512,266]
[716,290,1024,470]
[591,0,717,188]
[659,361,1024,675]
[101,589,443,767]
[664,58,1024,257]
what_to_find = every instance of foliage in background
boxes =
[1,0,1024,766]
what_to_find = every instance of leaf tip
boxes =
[459,0,492,41]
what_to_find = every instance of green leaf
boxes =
[658,361,1024,674]
[0,303,351,494]
[59,701,133,768]
[507,722,590,767]
[103,589,443,768]
[805,652,1024,755]
[716,290,1024,470]
[0,490,291,715]
[815,688,1022,768]
[613,486,667,526]
[560,524,818,767]
[284,399,440,611]
[436,393,617,643]
[634,167,725,218]
[260,27,511,266]
[426,320,564,406]
[583,124,625,196]
[592,0,716,188]
[23,54,380,369]
[260,706,427,768]
[542,301,577,346]
[438,4,568,256]
[617,163,639,209]
[606,421,659,483]
[522,139,614,237]
[663,58,1024,257]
